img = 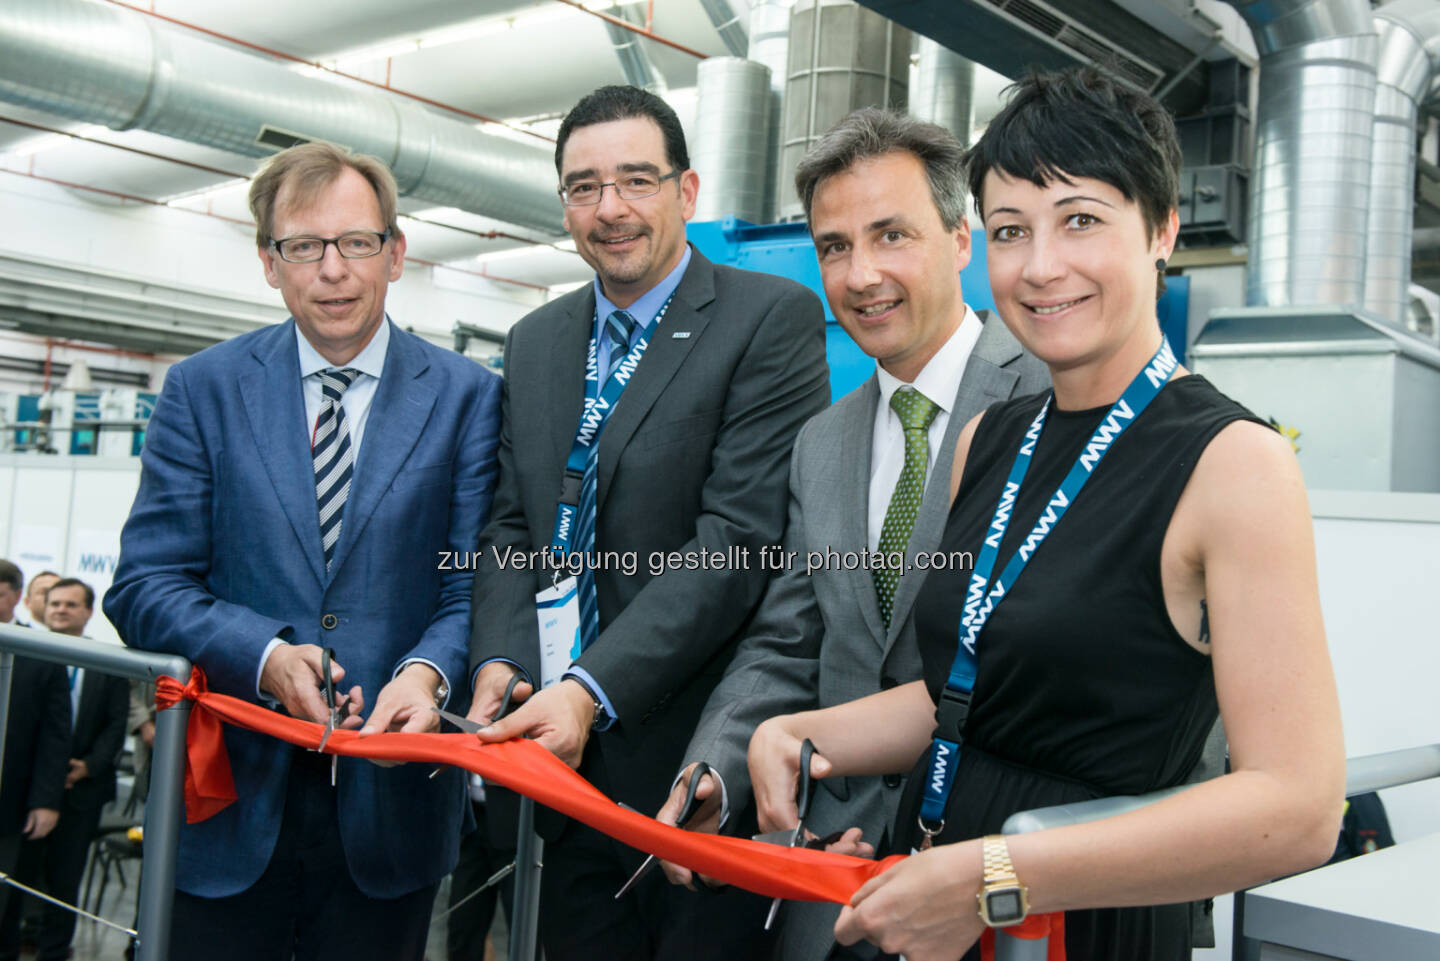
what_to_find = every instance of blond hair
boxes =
[248,141,402,247]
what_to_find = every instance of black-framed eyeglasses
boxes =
[558,171,682,207]
[269,230,391,263]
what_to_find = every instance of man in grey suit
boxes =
[466,85,829,961]
[657,109,1049,961]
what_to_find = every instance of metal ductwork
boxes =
[699,0,748,58]
[778,0,909,221]
[1221,0,1379,308]
[0,0,563,235]
[747,0,794,223]
[910,38,975,143]
[1365,0,1440,326]
[692,58,772,224]
[604,4,665,93]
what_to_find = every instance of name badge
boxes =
[535,577,581,690]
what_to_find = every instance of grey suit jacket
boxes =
[470,247,830,821]
[683,311,1049,961]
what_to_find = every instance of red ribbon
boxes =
[155,673,1064,954]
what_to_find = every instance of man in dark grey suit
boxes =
[657,109,1049,961]
[467,85,829,961]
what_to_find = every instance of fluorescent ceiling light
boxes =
[324,2,641,69]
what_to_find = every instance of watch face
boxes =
[985,889,1024,924]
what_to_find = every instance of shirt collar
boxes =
[593,244,693,331]
[296,316,390,380]
[875,304,983,415]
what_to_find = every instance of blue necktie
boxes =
[313,367,359,571]
[576,310,638,651]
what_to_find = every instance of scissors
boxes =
[752,738,844,930]
[613,761,713,899]
[428,672,525,776]
[315,647,343,787]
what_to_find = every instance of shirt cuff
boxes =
[256,637,287,704]
[471,657,530,694]
[668,764,730,830]
[561,666,617,731]
[394,658,451,710]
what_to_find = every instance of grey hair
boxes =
[794,107,968,230]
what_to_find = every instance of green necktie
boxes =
[874,387,940,627]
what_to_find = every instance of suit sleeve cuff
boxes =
[561,667,617,731]
[256,637,286,705]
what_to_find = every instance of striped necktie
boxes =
[314,367,360,571]
[874,387,940,627]
[603,309,637,381]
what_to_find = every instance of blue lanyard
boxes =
[549,294,674,555]
[918,337,1178,835]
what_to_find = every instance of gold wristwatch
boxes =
[977,834,1029,927]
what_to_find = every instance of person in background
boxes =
[23,571,59,627]
[18,578,127,961]
[751,67,1344,961]
[0,561,26,627]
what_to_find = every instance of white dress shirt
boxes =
[867,306,983,551]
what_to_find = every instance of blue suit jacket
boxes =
[105,319,501,898]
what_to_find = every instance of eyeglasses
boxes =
[269,230,390,263]
[558,170,682,207]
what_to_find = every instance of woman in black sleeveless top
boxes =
[749,68,1344,961]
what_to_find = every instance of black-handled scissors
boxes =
[755,738,817,930]
[315,648,342,786]
[429,672,526,776]
[614,761,713,899]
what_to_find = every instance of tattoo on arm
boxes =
[1197,599,1211,647]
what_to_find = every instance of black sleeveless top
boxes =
[899,375,1262,961]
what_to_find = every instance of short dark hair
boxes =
[48,577,94,610]
[0,560,20,592]
[554,85,689,177]
[794,108,969,231]
[966,66,1181,241]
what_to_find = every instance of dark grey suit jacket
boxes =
[470,246,830,821]
[683,311,1050,961]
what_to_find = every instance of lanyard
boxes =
[918,338,1178,836]
[549,294,674,555]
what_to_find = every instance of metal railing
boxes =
[0,622,190,961]
[993,743,1440,961]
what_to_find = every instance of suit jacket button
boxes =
[880,675,897,690]
[321,614,338,630]
[883,774,902,789]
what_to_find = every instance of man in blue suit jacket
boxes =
[105,142,502,961]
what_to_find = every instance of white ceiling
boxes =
[0,0,750,295]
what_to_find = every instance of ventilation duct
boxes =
[911,38,975,143]
[779,0,909,221]
[0,0,562,235]
[604,4,665,92]
[748,0,794,223]
[692,58,771,224]
[700,0,748,58]
[1364,0,1440,326]
[1221,0,1379,308]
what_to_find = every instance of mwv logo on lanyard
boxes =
[549,293,676,557]
[917,338,1178,845]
